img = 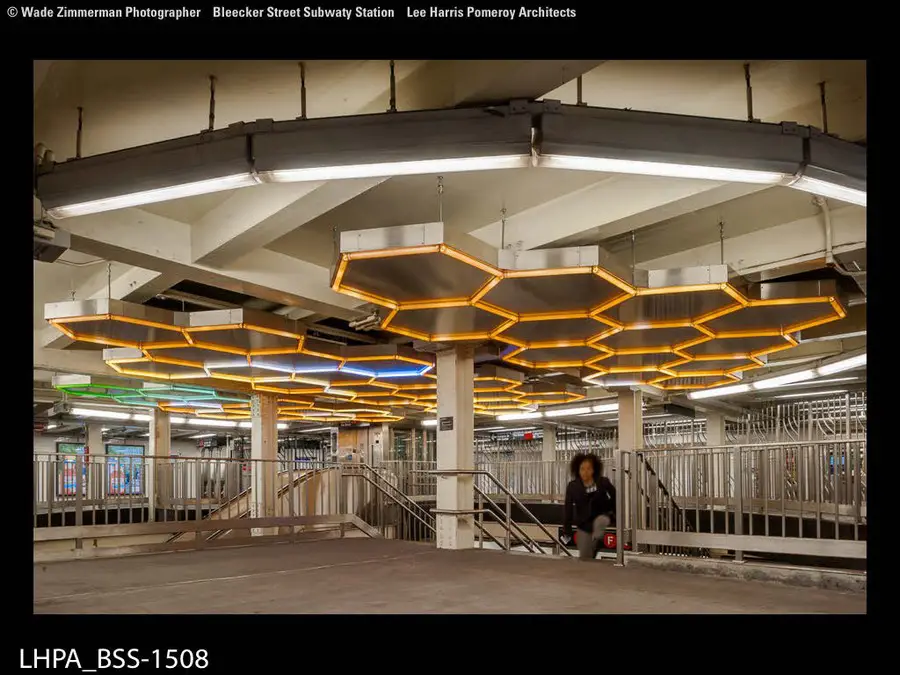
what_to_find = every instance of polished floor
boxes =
[34,539,865,614]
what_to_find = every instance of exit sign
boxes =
[523,432,533,440]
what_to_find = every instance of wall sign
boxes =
[439,416,454,431]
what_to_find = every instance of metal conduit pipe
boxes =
[814,196,867,300]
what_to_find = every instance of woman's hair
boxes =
[569,452,604,480]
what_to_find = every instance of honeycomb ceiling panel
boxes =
[664,356,761,376]
[701,299,844,336]
[682,334,796,359]
[590,352,676,374]
[600,288,741,327]
[106,357,207,381]
[597,325,707,352]
[504,344,606,369]
[386,305,510,341]
[339,252,494,303]
[498,317,610,344]
[650,373,741,390]
[481,271,631,316]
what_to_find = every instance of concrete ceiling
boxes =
[33,60,867,414]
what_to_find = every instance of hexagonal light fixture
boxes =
[332,231,848,391]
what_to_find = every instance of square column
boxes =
[617,390,643,453]
[86,423,104,504]
[147,408,171,522]
[435,345,475,550]
[251,392,278,536]
[542,423,557,501]
[617,389,642,561]
[706,411,727,499]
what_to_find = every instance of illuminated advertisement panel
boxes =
[106,444,144,496]
[56,442,86,496]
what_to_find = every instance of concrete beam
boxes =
[41,265,180,349]
[641,206,866,276]
[60,208,364,320]
[469,176,767,250]
[33,337,117,378]
[190,178,385,267]
[189,61,598,269]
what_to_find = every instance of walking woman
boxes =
[563,452,616,561]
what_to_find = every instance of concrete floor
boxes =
[33,539,865,614]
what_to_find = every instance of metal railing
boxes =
[617,440,867,564]
[416,468,574,557]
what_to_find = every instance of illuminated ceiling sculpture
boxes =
[52,375,404,424]
[44,300,587,420]
[332,224,848,391]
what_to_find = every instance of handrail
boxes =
[349,464,434,523]
[168,467,327,543]
[417,469,573,557]
[473,485,545,554]
[345,465,436,534]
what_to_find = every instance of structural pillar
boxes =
[85,422,104,506]
[542,423,557,501]
[706,411,727,498]
[250,392,278,536]
[435,345,475,550]
[147,408,171,522]
[617,389,643,563]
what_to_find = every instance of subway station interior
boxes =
[32,60,866,614]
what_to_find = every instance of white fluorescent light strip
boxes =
[538,154,786,185]
[46,424,58,430]
[421,419,438,427]
[297,427,333,433]
[71,408,132,420]
[774,389,848,399]
[752,369,817,390]
[788,176,866,207]
[189,433,217,439]
[689,353,867,399]
[260,155,531,183]
[688,384,751,400]
[188,418,236,428]
[545,406,592,418]
[817,353,866,376]
[592,403,619,413]
[496,412,543,421]
[490,426,538,433]
[47,173,259,219]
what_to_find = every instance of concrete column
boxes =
[147,408,171,522]
[618,390,643,453]
[541,423,556,462]
[86,423,104,458]
[542,423,557,500]
[86,423,104,503]
[251,392,278,536]
[435,345,475,550]
[706,411,727,498]
[617,389,642,559]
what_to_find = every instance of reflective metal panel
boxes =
[342,253,491,302]
[390,306,506,337]
[601,290,738,325]
[483,274,627,315]
[600,326,704,350]
[501,318,607,343]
